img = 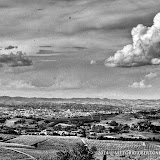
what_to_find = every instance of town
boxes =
[1,99,160,142]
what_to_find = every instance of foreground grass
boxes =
[0,147,34,160]
[4,135,160,160]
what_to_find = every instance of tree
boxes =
[109,121,118,126]
[92,125,105,133]
[103,154,107,160]
[56,143,97,160]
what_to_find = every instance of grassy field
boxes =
[7,135,83,159]
[8,135,82,150]
[0,141,35,149]
[11,148,58,160]
[0,134,18,141]
[0,147,34,160]
[2,135,160,160]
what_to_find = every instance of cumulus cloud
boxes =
[145,72,157,79]
[129,71,158,89]
[90,60,96,64]
[105,12,160,67]
[0,51,32,67]
[129,80,152,88]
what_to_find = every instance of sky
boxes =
[0,0,160,99]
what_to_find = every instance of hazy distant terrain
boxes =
[0,96,160,110]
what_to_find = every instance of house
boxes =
[87,131,97,139]
[39,129,48,135]
[151,121,160,131]
[37,120,46,126]
[54,123,76,130]
[46,127,56,135]
[5,118,21,127]
[21,130,27,135]
[57,131,70,136]
[70,130,79,136]
[25,119,35,125]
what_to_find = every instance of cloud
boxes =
[90,60,96,64]
[6,80,35,89]
[129,80,152,88]
[0,0,158,56]
[5,45,18,50]
[145,72,157,79]
[0,51,33,67]
[36,50,62,54]
[39,45,52,48]
[129,71,157,89]
[0,79,35,89]
[105,12,160,67]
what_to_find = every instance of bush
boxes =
[56,143,97,160]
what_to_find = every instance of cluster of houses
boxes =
[1,110,160,141]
